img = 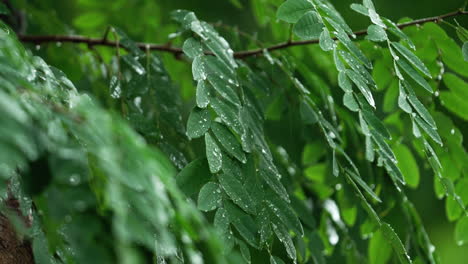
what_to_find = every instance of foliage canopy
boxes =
[1,0,468,263]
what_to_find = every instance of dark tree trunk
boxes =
[0,197,34,264]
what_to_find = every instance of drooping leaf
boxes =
[319,28,335,51]
[186,107,211,139]
[183,37,203,59]
[272,223,297,261]
[293,11,324,39]
[205,132,223,173]
[224,201,259,248]
[198,181,222,211]
[381,223,411,264]
[176,158,211,197]
[368,229,392,264]
[455,216,468,246]
[276,0,314,23]
[211,122,246,163]
[396,59,432,93]
[391,42,431,77]
[196,80,211,108]
[218,172,256,214]
[265,190,303,236]
[392,144,420,188]
[366,25,387,42]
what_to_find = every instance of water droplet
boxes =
[69,174,81,186]
[429,244,435,253]
[35,45,41,50]
[134,96,142,112]
[287,166,296,175]
[324,199,341,223]
[451,128,455,135]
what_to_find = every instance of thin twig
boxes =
[17,9,468,59]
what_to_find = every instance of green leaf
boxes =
[384,18,415,49]
[222,155,244,182]
[270,255,286,264]
[391,42,431,77]
[414,116,442,146]
[330,20,371,68]
[218,172,256,214]
[214,208,235,253]
[332,149,339,176]
[396,59,432,93]
[276,0,314,23]
[381,223,411,264]
[265,190,303,236]
[258,206,273,245]
[392,144,420,188]
[196,80,211,108]
[319,28,335,51]
[316,2,354,35]
[439,91,468,121]
[299,98,318,124]
[346,170,381,203]
[340,50,376,88]
[210,97,243,135]
[443,73,468,97]
[186,107,211,139]
[365,135,375,162]
[293,11,324,39]
[260,166,290,203]
[192,56,207,81]
[350,3,368,16]
[207,72,241,107]
[369,229,392,264]
[363,0,385,27]
[224,201,259,248]
[183,37,203,59]
[455,216,468,246]
[197,182,222,211]
[338,71,352,92]
[237,239,251,263]
[398,82,412,113]
[343,92,359,112]
[345,173,382,225]
[361,107,391,139]
[403,82,436,127]
[437,37,468,78]
[122,54,146,75]
[211,122,246,163]
[191,19,238,69]
[366,25,387,42]
[272,223,296,261]
[176,158,211,197]
[205,133,223,173]
[346,70,375,108]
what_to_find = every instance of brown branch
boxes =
[17,9,467,59]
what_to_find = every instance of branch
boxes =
[17,9,467,59]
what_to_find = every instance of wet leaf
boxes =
[198,182,222,211]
